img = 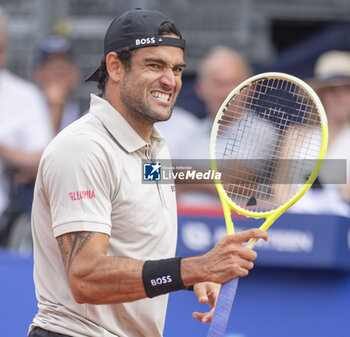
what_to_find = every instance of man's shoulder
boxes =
[45,113,114,157]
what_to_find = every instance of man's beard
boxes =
[119,77,176,124]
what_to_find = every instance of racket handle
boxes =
[246,237,258,249]
[207,277,239,337]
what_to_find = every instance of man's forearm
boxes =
[69,254,146,304]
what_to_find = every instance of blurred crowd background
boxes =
[4,0,350,108]
[1,0,350,254]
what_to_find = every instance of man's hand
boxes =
[180,229,268,324]
[181,229,268,286]
[192,282,220,323]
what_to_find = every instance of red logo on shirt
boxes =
[68,190,96,201]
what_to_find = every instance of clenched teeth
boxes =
[151,91,170,102]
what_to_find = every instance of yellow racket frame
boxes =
[210,72,328,236]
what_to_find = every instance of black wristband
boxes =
[142,257,186,298]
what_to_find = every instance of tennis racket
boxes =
[207,72,328,337]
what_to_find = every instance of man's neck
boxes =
[103,93,153,142]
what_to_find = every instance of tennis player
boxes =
[28,9,268,337]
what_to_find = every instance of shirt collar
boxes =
[89,94,165,154]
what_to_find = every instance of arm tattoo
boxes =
[58,232,95,274]
[57,236,68,264]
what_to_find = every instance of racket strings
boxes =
[215,78,322,212]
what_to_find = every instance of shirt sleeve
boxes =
[41,136,114,238]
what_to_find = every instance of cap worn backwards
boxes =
[86,8,185,82]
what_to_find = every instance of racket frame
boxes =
[210,72,328,234]
[207,72,328,337]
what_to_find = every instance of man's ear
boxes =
[106,52,124,82]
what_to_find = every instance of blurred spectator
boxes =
[0,6,53,250]
[1,35,83,252]
[311,50,350,204]
[31,35,82,133]
[159,46,252,159]
[288,50,350,216]
[157,46,252,204]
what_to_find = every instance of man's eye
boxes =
[149,64,161,69]
[174,66,184,74]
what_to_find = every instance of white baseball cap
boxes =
[309,50,350,89]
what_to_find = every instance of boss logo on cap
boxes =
[135,37,156,46]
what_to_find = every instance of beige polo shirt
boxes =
[30,94,178,337]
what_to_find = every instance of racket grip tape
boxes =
[207,277,239,337]
[246,237,258,249]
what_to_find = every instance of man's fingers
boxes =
[192,307,215,323]
[197,230,267,284]
[229,229,268,243]
[194,283,209,304]
[239,259,254,271]
[192,311,206,323]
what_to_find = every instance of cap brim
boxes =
[308,75,350,89]
[85,68,99,82]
